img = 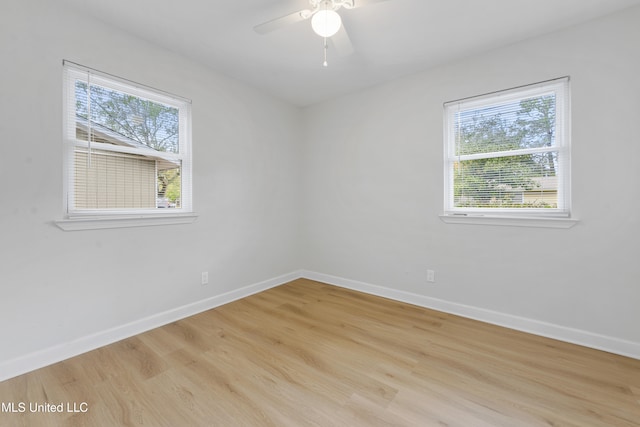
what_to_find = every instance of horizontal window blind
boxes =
[443,77,570,217]
[62,61,192,215]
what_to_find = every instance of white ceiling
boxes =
[60,0,640,106]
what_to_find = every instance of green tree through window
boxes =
[75,81,182,206]
[454,95,556,208]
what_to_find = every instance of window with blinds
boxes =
[443,77,570,217]
[62,61,192,216]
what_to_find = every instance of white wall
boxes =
[2,1,639,380]
[301,7,640,350]
[0,0,301,371]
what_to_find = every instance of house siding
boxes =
[523,191,558,206]
[74,149,156,209]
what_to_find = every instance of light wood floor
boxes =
[1,278,639,426]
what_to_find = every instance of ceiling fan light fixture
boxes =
[311,9,342,37]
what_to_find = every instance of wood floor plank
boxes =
[1,278,639,426]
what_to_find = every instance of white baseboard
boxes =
[301,270,640,360]
[0,270,303,382]
[4,269,638,382]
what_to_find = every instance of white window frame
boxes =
[56,61,196,231]
[441,77,577,228]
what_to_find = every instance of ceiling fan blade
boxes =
[254,10,309,34]
[331,26,355,57]
[350,0,391,8]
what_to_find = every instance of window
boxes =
[60,61,194,229]
[443,77,571,222]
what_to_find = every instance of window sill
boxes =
[439,214,578,229]
[55,213,198,231]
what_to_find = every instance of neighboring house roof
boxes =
[76,115,153,151]
[75,116,178,171]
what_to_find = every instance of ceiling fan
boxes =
[254,0,390,66]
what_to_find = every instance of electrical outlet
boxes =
[427,269,435,283]
[201,271,209,285]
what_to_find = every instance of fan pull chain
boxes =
[323,37,328,67]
